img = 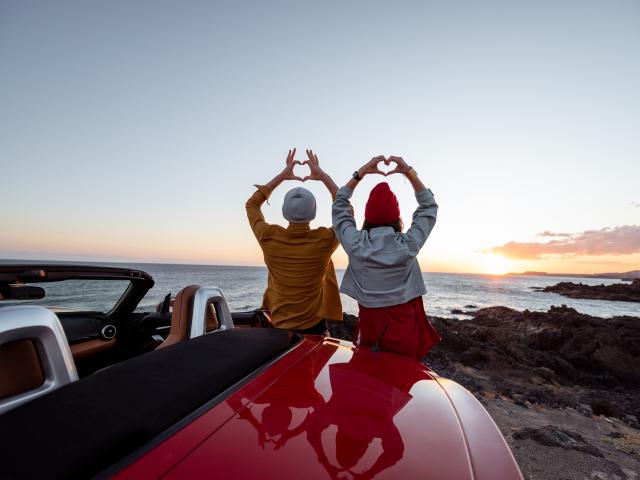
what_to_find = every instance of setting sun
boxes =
[483,254,511,276]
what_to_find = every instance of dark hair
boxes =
[362,218,404,233]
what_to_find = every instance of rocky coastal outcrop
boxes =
[543,279,640,302]
[429,306,639,426]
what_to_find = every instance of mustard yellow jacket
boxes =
[246,185,343,330]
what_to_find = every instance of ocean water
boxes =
[2,261,638,318]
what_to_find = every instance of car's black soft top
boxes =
[0,328,299,480]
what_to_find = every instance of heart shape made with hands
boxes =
[377,158,397,176]
[369,156,405,176]
[292,161,312,180]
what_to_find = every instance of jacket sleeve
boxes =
[245,185,273,242]
[332,186,360,254]
[327,227,340,251]
[405,188,438,256]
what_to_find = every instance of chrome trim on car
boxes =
[0,306,78,414]
[101,325,117,340]
[189,286,234,339]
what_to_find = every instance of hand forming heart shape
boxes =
[293,161,311,180]
[360,155,408,177]
[384,155,411,176]
[377,159,396,176]
[282,148,309,181]
[283,148,326,182]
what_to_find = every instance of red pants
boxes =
[355,297,441,360]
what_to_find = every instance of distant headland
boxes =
[508,270,640,281]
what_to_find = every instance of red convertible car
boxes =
[0,264,523,479]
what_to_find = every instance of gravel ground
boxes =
[483,395,640,480]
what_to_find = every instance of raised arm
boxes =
[332,156,387,252]
[246,148,303,241]
[386,155,427,193]
[343,155,387,191]
[265,148,304,190]
[386,156,438,255]
[301,149,338,199]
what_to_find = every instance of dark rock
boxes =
[590,399,623,418]
[513,425,604,457]
[464,304,478,309]
[624,414,639,428]
[543,280,640,302]
[459,347,488,366]
[576,403,593,417]
[532,366,557,382]
[450,308,465,314]
[430,306,640,421]
[327,313,357,341]
[512,394,528,408]
[467,306,520,321]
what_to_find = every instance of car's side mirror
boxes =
[0,285,46,301]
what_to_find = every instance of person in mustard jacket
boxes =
[246,148,342,334]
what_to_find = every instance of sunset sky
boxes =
[2,1,639,274]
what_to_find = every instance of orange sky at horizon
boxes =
[2,230,638,276]
[3,179,638,275]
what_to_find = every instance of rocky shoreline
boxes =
[329,306,640,479]
[542,279,640,302]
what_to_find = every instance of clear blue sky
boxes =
[2,0,639,273]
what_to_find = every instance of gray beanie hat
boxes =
[282,187,317,224]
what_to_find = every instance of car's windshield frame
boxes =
[0,265,155,318]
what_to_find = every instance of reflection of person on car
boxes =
[225,344,336,448]
[332,155,440,359]
[305,348,429,479]
[246,149,342,334]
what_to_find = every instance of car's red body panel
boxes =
[115,336,522,479]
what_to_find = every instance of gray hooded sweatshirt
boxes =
[332,186,438,308]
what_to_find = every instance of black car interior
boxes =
[0,265,273,377]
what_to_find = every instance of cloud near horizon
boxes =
[537,231,572,238]
[632,202,640,208]
[489,225,640,259]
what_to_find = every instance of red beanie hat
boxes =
[365,182,400,224]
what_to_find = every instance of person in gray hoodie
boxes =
[332,155,440,359]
